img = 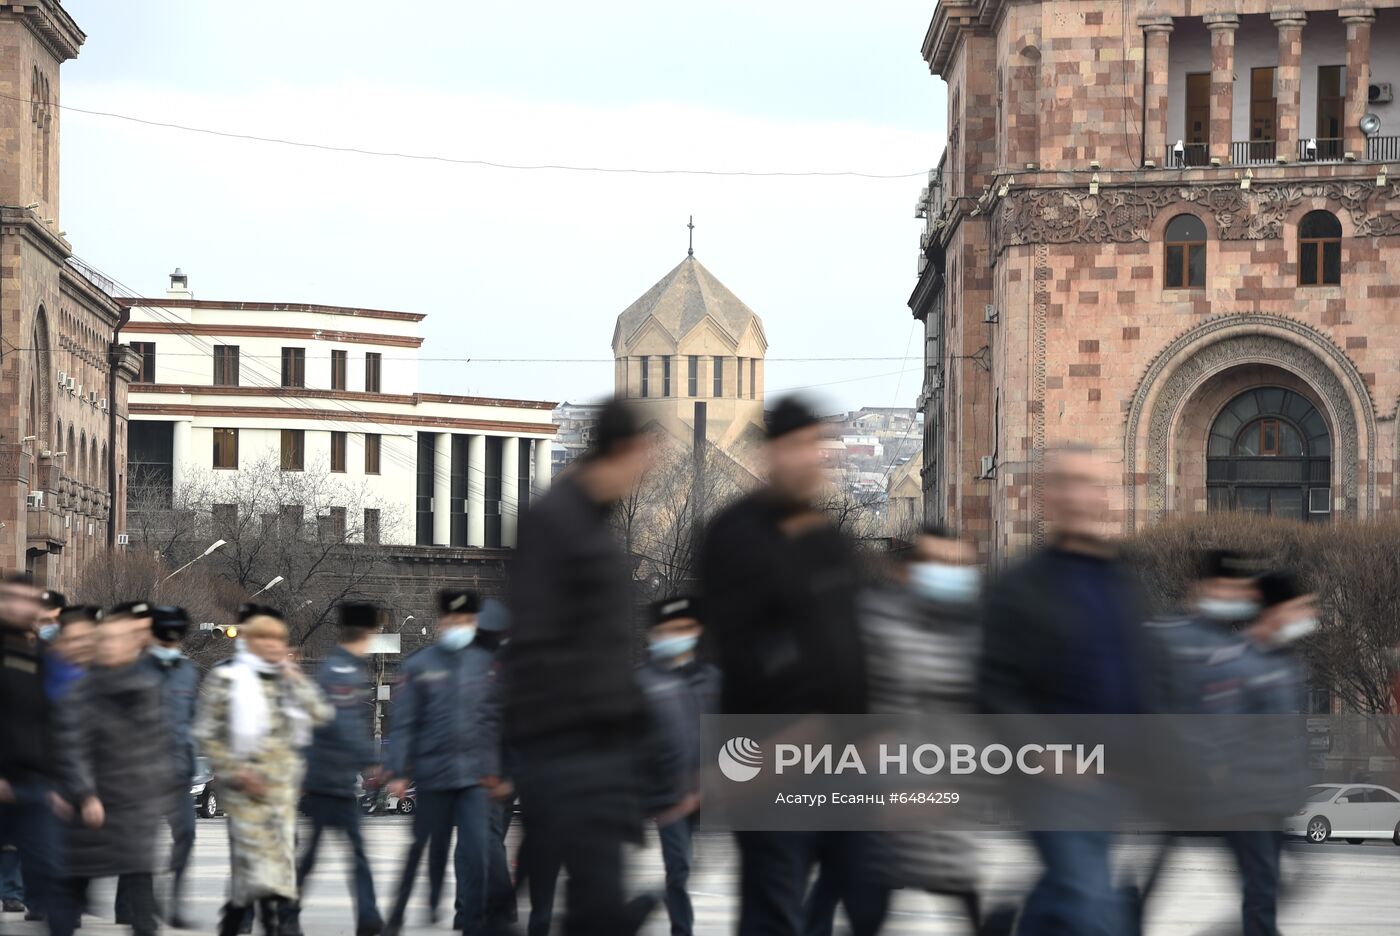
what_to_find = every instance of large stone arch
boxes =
[1124,315,1375,531]
[31,305,53,445]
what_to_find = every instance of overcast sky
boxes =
[61,1,945,413]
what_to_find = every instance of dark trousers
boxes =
[520,831,560,936]
[1225,831,1283,936]
[389,787,491,934]
[658,816,696,936]
[738,830,885,936]
[117,796,195,921]
[0,782,71,936]
[296,793,382,929]
[0,846,23,901]
[427,801,514,928]
[79,874,155,936]
[1021,831,1125,936]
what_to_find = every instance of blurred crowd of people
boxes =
[0,396,1327,936]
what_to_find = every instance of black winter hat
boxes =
[438,590,481,616]
[151,605,191,642]
[766,395,821,440]
[338,602,382,631]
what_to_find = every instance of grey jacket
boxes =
[303,645,378,797]
[638,660,721,812]
[139,650,200,789]
[387,641,501,791]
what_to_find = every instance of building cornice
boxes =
[131,382,557,411]
[116,297,426,323]
[128,402,558,437]
[924,0,1003,75]
[1,1,85,63]
[121,321,423,348]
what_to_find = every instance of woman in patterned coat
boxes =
[195,607,330,936]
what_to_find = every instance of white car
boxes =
[1283,783,1400,845]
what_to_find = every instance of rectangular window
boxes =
[640,355,650,398]
[213,345,240,386]
[364,433,381,474]
[1164,243,1206,289]
[330,430,347,472]
[364,352,382,393]
[1317,65,1346,157]
[750,358,757,399]
[212,427,238,469]
[330,349,347,390]
[713,355,723,396]
[279,504,304,533]
[1260,419,1280,456]
[687,355,698,397]
[1185,73,1210,161]
[1250,67,1277,160]
[281,347,306,388]
[132,342,157,382]
[280,428,304,470]
[318,506,347,542]
[662,356,672,396]
[363,508,381,545]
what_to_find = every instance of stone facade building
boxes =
[913,0,1400,557]
[0,1,134,588]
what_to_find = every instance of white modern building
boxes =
[122,270,555,548]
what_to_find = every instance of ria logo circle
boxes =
[718,737,763,782]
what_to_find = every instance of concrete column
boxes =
[1205,14,1240,163]
[170,420,191,491]
[432,432,451,546]
[1142,19,1174,163]
[466,434,485,547]
[501,436,520,548]
[1342,8,1376,158]
[533,438,553,499]
[1273,12,1307,162]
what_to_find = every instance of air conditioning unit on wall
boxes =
[979,455,997,479]
[1370,82,1394,104]
[116,532,130,546]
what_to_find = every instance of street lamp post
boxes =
[249,575,284,599]
[158,539,227,595]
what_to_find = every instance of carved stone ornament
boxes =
[1123,315,1376,531]
[994,180,1400,252]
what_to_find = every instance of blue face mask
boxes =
[150,645,184,662]
[440,626,476,651]
[910,562,981,605]
[649,634,698,663]
[38,623,59,642]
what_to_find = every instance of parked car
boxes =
[1283,783,1400,845]
[356,773,416,815]
[190,756,221,819]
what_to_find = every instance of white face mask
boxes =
[909,562,981,605]
[1197,597,1260,623]
[440,626,476,651]
[150,645,183,662]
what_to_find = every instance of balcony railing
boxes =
[1232,140,1277,165]
[1368,136,1400,162]
[1298,138,1345,162]
[1164,143,1210,168]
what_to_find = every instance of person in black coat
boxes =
[700,395,874,936]
[504,399,656,936]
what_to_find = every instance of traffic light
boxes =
[214,624,238,639]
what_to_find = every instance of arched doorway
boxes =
[1206,387,1331,520]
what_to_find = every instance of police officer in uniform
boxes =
[384,590,502,936]
[113,603,199,930]
[289,602,385,936]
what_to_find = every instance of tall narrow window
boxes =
[750,358,757,399]
[687,355,698,397]
[1249,67,1277,162]
[363,508,381,545]
[640,355,650,398]
[281,348,306,388]
[213,345,240,386]
[738,357,745,398]
[330,349,347,390]
[330,430,347,472]
[1164,214,1207,289]
[1316,65,1346,159]
[1185,73,1210,165]
[212,428,238,469]
[1299,210,1342,286]
[280,428,305,470]
[364,433,382,474]
[713,356,723,396]
[365,352,382,393]
[662,356,672,396]
[132,342,157,382]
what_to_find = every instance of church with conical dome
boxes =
[611,254,768,456]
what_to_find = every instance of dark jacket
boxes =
[387,641,500,791]
[504,475,644,748]
[638,660,721,812]
[139,650,200,789]
[66,663,168,878]
[979,546,1154,716]
[304,645,378,797]
[700,493,867,716]
[0,630,62,790]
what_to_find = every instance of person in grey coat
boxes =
[383,590,502,936]
[66,603,170,936]
[289,602,385,936]
[115,604,199,929]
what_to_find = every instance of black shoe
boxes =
[622,893,660,934]
[23,909,45,922]
[355,923,382,936]
[2,899,26,913]
[168,915,195,931]
[115,914,132,925]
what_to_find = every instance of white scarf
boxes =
[227,648,289,760]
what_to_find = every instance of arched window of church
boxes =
[1299,210,1342,286]
[1164,214,1206,289]
[1207,387,1331,521]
